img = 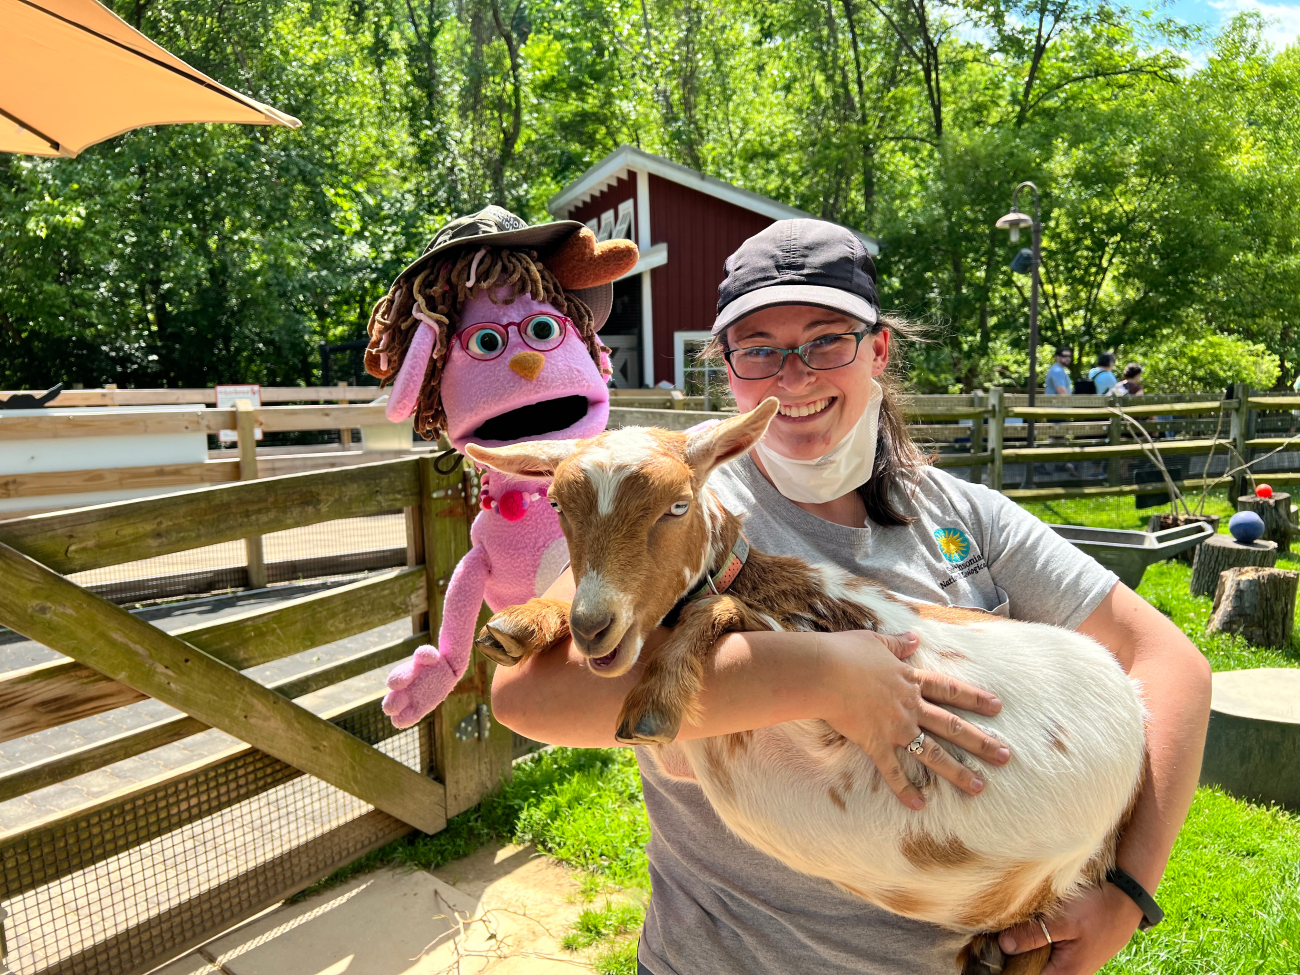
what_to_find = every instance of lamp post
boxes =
[996,182,1042,480]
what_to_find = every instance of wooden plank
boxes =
[0,409,210,441]
[420,457,473,641]
[0,659,147,743]
[1249,396,1300,411]
[1001,438,1228,463]
[931,451,994,469]
[203,404,390,435]
[1008,400,1229,421]
[903,408,991,421]
[988,388,1005,492]
[1245,438,1300,449]
[1003,477,1219,501]
[0,461,239,500]
[0,542,447,833]
[0,386,378,408]
[237,401,268,590]
[0,457,420,575]
[0,568,427,741]
[0,633,427,804]
[176,566,426,669]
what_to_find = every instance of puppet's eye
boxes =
[522,314,567,350]
[464,325,508,360]
[669,501,690,516]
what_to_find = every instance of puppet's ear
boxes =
[465,440,580,479]
[548,228,639,290]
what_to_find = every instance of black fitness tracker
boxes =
[1106,866,1165,931]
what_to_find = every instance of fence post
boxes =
[970,390,987,486]
[1230,382,1251,500]
[1107,415,1123,487]
[236,400,267,589]
[988,387,1005,492]
[337,381,352,450]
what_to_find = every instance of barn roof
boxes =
[548,145,879,255]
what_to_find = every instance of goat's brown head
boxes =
[466,398,780,676]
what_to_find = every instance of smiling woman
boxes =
[490,217,1211,975]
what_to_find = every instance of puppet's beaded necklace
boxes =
[477,472,542,523]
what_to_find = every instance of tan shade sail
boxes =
[1,0,300,158]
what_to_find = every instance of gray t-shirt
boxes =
[637,456,1119,975]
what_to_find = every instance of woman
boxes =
[491,219,1210,975]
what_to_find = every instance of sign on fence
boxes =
[216,384,263,442]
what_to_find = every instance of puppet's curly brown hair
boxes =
[365,246,610,440]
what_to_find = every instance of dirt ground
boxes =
[152,841,595,975]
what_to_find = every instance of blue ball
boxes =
[1229,511,1266,544]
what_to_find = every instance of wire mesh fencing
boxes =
[67,512,411,605]
[0,699,424,975]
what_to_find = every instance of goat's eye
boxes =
[669,501,690,516]
[548,498,561,512]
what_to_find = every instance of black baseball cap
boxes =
[713,219,878,336]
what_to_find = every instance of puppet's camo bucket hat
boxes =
[398,205,615,328]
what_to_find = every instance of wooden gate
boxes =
[0,456,513,975]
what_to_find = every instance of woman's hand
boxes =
[998,884,1143,974]
[815,629,1010,809]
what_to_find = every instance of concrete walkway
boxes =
[152,842,597,975]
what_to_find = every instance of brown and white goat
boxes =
[465,399,1147,975]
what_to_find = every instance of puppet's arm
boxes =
[382,543,491,729]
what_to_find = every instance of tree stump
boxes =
[1190,534,1277,597]
[1208,567,1299,649]
[1148,513,1222,564]
[1236,493,1296,554]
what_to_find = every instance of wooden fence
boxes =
[0,456,517,975]
[6,384,1298,510]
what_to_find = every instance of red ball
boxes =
[1256,483,1274,499]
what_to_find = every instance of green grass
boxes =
[1018,489,1239,532]
[308,490,1300,975]
[1101,788,1300,974]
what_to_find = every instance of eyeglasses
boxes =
[457,313,573,361]
[724,331,870,380]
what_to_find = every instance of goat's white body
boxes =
[655,565,1147,933]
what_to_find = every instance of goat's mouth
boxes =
[472,394,591,442]
[583,627,641,678]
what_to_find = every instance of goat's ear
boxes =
[465,440,579,479]
[685,397,780,480]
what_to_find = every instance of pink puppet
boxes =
[365,205,638,728]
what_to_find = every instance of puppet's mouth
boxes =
[472,395,590,442]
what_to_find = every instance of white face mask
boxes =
[752,378,883,504]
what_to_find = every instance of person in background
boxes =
[1115,363,1143,396]
[1089,352,1118,395]
[1045,345,1073,395]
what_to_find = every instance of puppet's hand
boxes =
[382,645,458,728]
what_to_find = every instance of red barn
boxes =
[549,145,879,389]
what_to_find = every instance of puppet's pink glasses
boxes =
[457,313,573,361]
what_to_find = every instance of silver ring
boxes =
[1038,918,1053,944]
[907,732,926,756]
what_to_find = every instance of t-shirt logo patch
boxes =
[934,527,972,563]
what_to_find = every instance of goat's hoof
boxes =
[615,710,679,745]
[474,624,525,667]
[960,934,1006,975]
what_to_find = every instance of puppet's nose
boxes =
[509,351,545,381]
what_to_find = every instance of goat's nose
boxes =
[570,608,614,648]
[509,351,545,381]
